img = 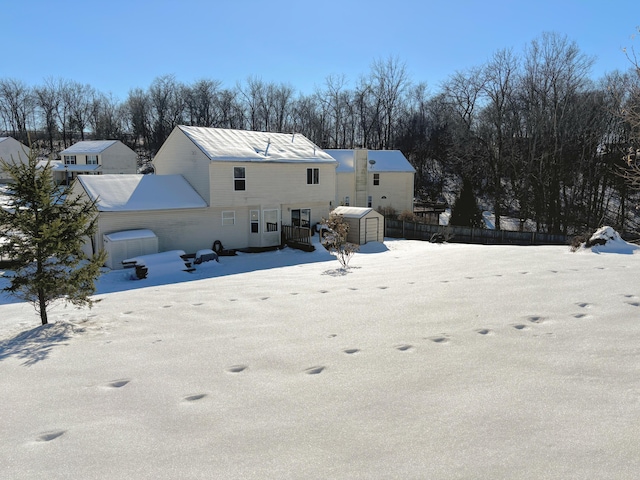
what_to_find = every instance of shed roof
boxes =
[77,174,207,212]
[326,149,415,173]
[178,125,337,164]
[332,206,382,219]
[60,140,118,154]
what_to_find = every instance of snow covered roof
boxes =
[178,126,337,164]
[326,149,416,173]
[104,229,157,241]
[332,206,380,218]
[77,174,208,212]
[41,160,101,172]
[60,140,118,154]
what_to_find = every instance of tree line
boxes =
[2,32,639,236]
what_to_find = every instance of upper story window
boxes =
[234,167,246,191]
[64,155,76,165]
[307,167,319,184]
[367,195,372,208]
[373,173,380,186]
[86,155,98,165]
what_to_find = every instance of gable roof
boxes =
[60,140,119,154]
[332,206,381,219]
[77,174,207,212]
[178,125,337,164]
[326,149,416,174]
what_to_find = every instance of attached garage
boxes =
[103,229,159,269]
[332,206,384,244]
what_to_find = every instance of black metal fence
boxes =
[385,219,569,246]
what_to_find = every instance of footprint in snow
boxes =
[429,336,449,343]
[395,344,413,351]
[344,348,360,355]
[36,430,66,442]
[183,393,207,402]
[513,324,528,330]
[226,365,248,373]
[103,379,130,389]
[475,328,492,335]
[305,366,326,375]
[527,315,546,324]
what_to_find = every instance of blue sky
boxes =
[3,0,638,100]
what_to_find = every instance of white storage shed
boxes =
[103,229,159,269]
[332,206,384,244]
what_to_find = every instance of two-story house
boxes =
[55,140,137,184]
[153,126,337,250]
[326,149,415,214]
[73,127,337,265]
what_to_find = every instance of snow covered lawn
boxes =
[1,238,640,479]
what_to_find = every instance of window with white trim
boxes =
[291,208,310,228]
[222,211,235,226]
[234,166,246,191]
[264,209,279,232]
[250,210,259,233]
[64,155,76,165]
[306,167,319,184]
[367,195,372,208]
[344,196,350,206]
[373,173,380,186]
[86,155,98,165]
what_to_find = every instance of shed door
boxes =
[365,217,379,243]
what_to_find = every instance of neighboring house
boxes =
[70,174,209,265]
[326,149,415,214]
[0,137,30,182]
[55,140,137,184]
[153,125,338,250]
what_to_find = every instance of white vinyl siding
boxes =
[210,162,335,208]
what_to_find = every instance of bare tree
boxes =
[369,56,411,148]
[0,78,34,143]
[34,77,62,152]
[185,79,222,127]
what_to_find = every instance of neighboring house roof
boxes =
[326,149,416,173]
[333,206,381,219]
[39,160,101,173]
[60,140,119,154]
[178,125,337,164]
[77,174,207,212]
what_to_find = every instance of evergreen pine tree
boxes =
[0,147,106,325]
[450,177,483,228]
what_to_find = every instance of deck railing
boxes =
[281,224,312,246]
